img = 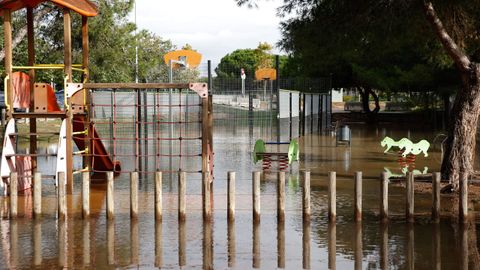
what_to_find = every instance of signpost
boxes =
[241,68,246,96]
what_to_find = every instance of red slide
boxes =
[72,116,121,175]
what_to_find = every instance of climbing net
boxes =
[85,83,212,177]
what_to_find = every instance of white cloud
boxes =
[129,0,283,63]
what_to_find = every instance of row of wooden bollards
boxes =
[6,170,467,222]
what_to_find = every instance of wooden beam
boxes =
[84,83,190,89]
[3,9,13,119]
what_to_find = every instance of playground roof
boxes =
[0,0,98,16]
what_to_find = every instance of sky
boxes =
[129,0,284,64]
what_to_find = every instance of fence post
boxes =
[228,171,235,221]
[277,171,285,223]
[253,171,261,223]
[130,171,138,219]
[303,171,311,222]
[155,171,162,221]
[380,172,389,221]
[33,172,42,218]
[406,172,414,222]
[57,172,66,219]
[432,172,440,222]
[178,171,186,222]
[106,171,114,220]
[328,171,336,222]
[82,171,90,218]
[203,172,211,221]
[354,171,362,222]
[10,172,17,218]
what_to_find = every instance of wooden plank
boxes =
[277,171,285,222]
[202,172,211,221]
[303,170,311,222]
[33,172,41,218]
[227,171,235,221]
[106,171,114,219]
[82,172,89,218]
[57,172,66,219]
[84,83,190,89]
[406,172,414,222]
[155,171,162,221]
[432,172,440,222]
[253,171,261,223]
[82,16,89,82]
[380,172,389,221]
[130,171,138,219]
[328,171,336,222]
[354,171,362,221]
[12,112,67,118]
[178,171,186,222]
[63,9,73,194]
[10,172,17,218]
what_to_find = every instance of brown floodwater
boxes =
[0,120,479,269]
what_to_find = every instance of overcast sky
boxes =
[129,0,283,64]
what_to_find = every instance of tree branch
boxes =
[423,1,471,72]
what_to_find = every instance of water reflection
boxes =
[354,222,362,270]
[131,220,139,265]
[10,220,18,268]
[328,222,336,270]
[178,221,186,267]
[203,221,213,270]
[228,220,236,268]
[33,220,42,266]
[155,221,162,268]
[82,220,90,267]
[302,221,310,269]
[107,220,115,265]
[277,220,285,268]
[253,221,260,268]
[58,220,67,267]
[380,223,389,269]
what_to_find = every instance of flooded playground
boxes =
[0,118,479,269]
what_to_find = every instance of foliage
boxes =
[0,0,182,89]
[215,42,275,78]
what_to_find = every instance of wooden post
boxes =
[33,172,42,218]
[107,220,115,265]
[354,222,362,270]
[3,9,13,119]
[27,7,37,173]
[82,220,91,267]
[354,171,362,221]
[228,219,236,268]
[406,172,414,222]
[178,221,186,266]
[277,171,285,223]
[155,221,163,267]
[82,172,90,218]
[155,171,162,221]
[130,172,138,219]
[432,172,440,222]
[178,171,186,222]
[380,223,389,269]
[228,171,235,221]
[303,171,311,222]
[57,172,66,219]
[131,220,139,265]
[33,221,42,266]
[106,172,114,219]
[10,172,17,218]
[328,171,336,222]
[201,97,209,175]
[203,172,211,221]
[459,173,468,222]
[253,221,260,268]
[82,16,91,173]
[302,221,311,269]
[63,8,74,194]
[380,172,389,221]
[328,221,336,270]
[277,220,285,268]
[253,171,261,223]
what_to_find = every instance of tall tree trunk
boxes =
[358,86,380,122]
[424,1,479,190]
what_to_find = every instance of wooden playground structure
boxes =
[0,0,213,195]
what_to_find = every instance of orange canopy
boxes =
[0,0,98,17]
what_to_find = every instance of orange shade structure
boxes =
[255,68,277,81]
[164,50,202,69]
[0,0,98,16]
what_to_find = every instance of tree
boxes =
[215,42,274,78]
[236,0,480,190]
